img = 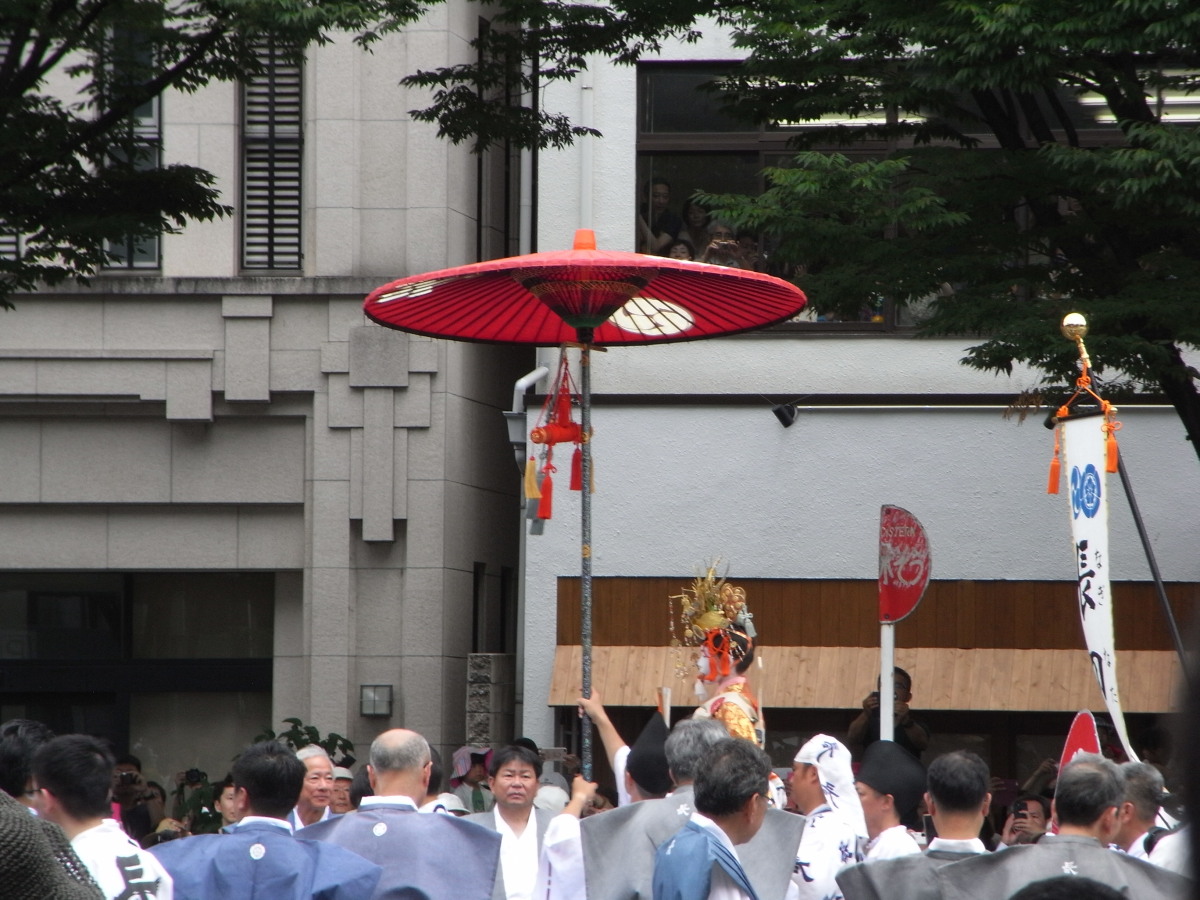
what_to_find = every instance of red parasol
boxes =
[365,230,805,346]
[364,229,807,776]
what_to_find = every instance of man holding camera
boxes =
[846,667,929,761]
[113,754,165,843]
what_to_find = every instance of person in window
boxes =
[699,221,748,269]
[679,199,711,256]
[636,178,682,255]
[665,238,695,260]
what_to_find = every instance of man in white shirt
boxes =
[790,734,865,900]
[1113,761,1165,861]
[32,734,173,900]
[467,744,556,900]
[853,740,925,861]
[838,750,990,900]
[288,745,334,830]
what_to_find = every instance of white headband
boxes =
[795,734,867,840]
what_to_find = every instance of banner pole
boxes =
[1116,453,1190,678]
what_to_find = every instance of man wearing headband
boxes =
[837,750,990,900]
[790,735,865,900]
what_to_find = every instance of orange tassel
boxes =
[524,457,541,499]
[537,474,554,519]
[1047,456,1061,494]
[570,447,583,491]
[1106,434,1119,473]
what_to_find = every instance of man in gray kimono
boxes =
[582,717,804,900]
[837,750,991,900]
[937,754,1190,900]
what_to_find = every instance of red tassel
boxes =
[570,447,583,491]
[537,474,554,519]
[1106,435,1119,474]
[1047,456,1060,494]
[554,393,572,425]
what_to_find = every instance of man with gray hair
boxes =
[289,745,334,829]
[301,728,501,900]
[1114,761,1167,861]
[580,717,803,900]
[936,754,1189,900]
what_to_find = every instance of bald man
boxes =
[300,729,501,900]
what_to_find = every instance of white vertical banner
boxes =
[1060,415,1138,762]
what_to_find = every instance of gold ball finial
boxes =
[1061,312,1088,342]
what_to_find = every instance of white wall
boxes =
[519,340,1200,743]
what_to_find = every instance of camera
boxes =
[118,771,139,785]
[1012,800,1029,819]
[184,768,207,785]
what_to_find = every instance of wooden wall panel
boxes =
[556,577,1199,651]
[549,646,1182,713]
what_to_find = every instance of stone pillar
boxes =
[466,653,516,745]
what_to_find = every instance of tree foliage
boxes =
[699,0,1200,461]
[0,0,429,308]
[401,0,704,151]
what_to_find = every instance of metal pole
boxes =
[879,622,895,743]
[579,340,594,780]
[1116,452,1190,679]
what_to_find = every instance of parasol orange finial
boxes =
[573,229,597,250]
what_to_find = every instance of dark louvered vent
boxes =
[242,42,303,270]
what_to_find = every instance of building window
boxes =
[634,63,892,327]
[242,42,303,271]
[102,28,162,270]
[0,230,20,262]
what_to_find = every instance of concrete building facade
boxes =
[0,12,532,782]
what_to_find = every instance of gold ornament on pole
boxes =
[1060,312,1092,371]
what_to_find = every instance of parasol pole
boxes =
[578,329,595,780]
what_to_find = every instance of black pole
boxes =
[1115,451,1190,680]
[577,331,594,781]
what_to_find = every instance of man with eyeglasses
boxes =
[288,745,335,830]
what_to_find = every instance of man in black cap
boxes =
[625,713,673,801]
[838,750,990,900]
[854,741,925,861]
[936,754,1189,900]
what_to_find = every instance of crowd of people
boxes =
[0,567,1193,900]
[0,693,1194,900]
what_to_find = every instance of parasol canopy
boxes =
[364,229,806,778]
[364,230,806,345]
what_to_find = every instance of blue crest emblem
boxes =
[1070,464,1102,519]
